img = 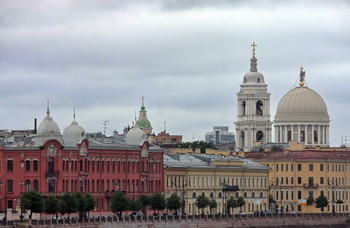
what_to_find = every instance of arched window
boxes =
[210,192,214,198]
[300,130,305,142]
[287,130,292,142]
[201,192,205,197]
[7,160,13,172]
[256,131,263,142]
[242,101,246,116]
[235,192,239,198]
[48,158,54,174]
[244,192,247,198]
[258,77,260,83]
[251,192,256,198]
[314,130,318,143]
[218,192,223,198]
[240,130,245,148]
[256,100,263,115]
[25,180,31,191]
[192,192,197,199]
[33,180,39,191]
[259,192,264,198]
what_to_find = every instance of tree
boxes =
[61,193,78,218]
[208,199,217,215]
[237,197,245,212]
[128,199,142,212]
[21,190,44,220]
[58,199,67,216]
[111,191,129,216]
[167,193,181,213]
[150,193,166,213]
[195,195,210,214]
[227,197,239,214]
[139,195,151,216]
[44,195,60,219]
[306,196,314,205]
[74,193,87,220]
[315,194,329,212]
[84,193,96,218]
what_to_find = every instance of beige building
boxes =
[164,153,269,215]
[246,149,350,213]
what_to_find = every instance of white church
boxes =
[235,43,330,152]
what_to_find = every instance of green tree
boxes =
[208,199,217,215]
[74,193,87,220]
[315,194,329,212]
[61,193,78,218]
[167,193,181,213]
[195,195,210,214]
[227,197,239,214]
[84,193,96,218]
[44,195,60,219]
[58,199,66,216]
[237,197,245,212]
[150,193,166,213]
[128,199,142,212]
[306,196,314,205]
[21,190,44,220]
[111,191,129,216]
[139,195,151,216]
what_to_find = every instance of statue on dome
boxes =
[299,66,305,86]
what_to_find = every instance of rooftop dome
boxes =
[241,52,267,87]
[125,125,146,146]
[63,120,86,147]
[274,86,329,123]
[37,107,61,136]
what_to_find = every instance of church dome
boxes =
[63,121,86,147]
[125,125,146,146]
[274,86,329,123]
[37,112,61,136]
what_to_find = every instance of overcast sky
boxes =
[1,0,349,146]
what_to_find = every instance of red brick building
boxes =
[0,108,164,214]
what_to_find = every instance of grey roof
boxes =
[164,153,269,170]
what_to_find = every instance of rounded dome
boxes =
[37,115,61,136]
[274,86,329,123]
[242,71,266,86]
[63,121,86,147]
[125,125,146,146]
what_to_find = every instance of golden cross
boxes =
[300,66,304,71]
[251,42,257,56]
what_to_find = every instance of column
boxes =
[298,125,301,143]
[322,126,326,145]
[326,126,329,145]
[305,125,308,145]
[291,125,294,141]
[317,125,321,145]
[311,126,314,145]
[284,125,288,142]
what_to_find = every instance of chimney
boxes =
[34,118,37,134]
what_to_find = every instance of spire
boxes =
[73,107,76,121]
[164,122,166,133]
[46,99,50,116]
[250,42,258,72]
[142,96,144,107]
[299,66,306,86]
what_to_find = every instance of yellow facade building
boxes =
[164,153,269,215]
[246,148,350,213]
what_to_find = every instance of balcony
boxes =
[45,170,59,177]
[303,183,318,188]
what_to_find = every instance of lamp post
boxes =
[19,182,25,223]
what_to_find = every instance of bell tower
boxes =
[235,43,272,152]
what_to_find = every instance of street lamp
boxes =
[19,182,25,222]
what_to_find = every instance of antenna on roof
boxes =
[103,120,110,136]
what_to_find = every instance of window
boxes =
[291,191,294,200]
[242,101,246,116]
[25,160,30,172]
[287,130,292,142]
[291,164,294,171]
[7,160,13,172]
[256,131,263,142]
[298,190,302,200]
[33,160,38,172]
[286,177,289,185]
[281,177,284,185]
[25,180,31,191]
[298,177,302,184]
[300,130,305,142]
[308,177,314,185]
[276,164,279,171]
[297,164,302,171]
[309,164,314,171]
[286,164,288,171]
[314,130,318,143]
[7,180,13,193]
[33,180,39,191]
[320,164,324,171]
[320,177,324,185]
[281,164,284,171]
[256,100,263,115]
[291,177,294,185]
